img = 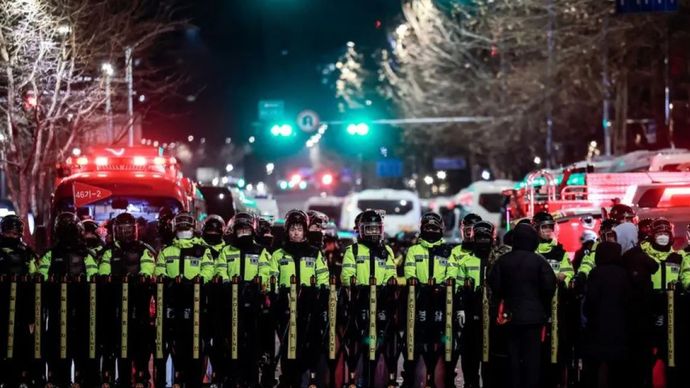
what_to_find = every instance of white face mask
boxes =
[655,234,671,247]
[177,230,193,240]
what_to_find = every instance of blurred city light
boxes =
[266,163,275,175]
[423,175,434,185]
[226,164,234,173]
[248,136,256,144]
[481,170,491,180]
[436,170,447,180]
[533,156,542,165]
[237,178,246,188]
[346,123,369,136]
[321,173,334,186]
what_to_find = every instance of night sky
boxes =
[144,0,400,146]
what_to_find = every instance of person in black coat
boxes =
[583,242,632,388]
[489,224,557,388]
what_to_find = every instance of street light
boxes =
[533,156,542,165]
[225,164,234,173]
[101,63,114,77]
[57,24,71,36]
[436,170,447,180]
[423,175,434,185]
[271,124,293,137]
[248,136,256,144]
[266,163,275,175]
[481,170,491,180]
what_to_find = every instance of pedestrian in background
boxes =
[489,223,557,388]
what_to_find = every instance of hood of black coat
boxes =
[512,224,539,252]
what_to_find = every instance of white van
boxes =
[305,196,344,227]
[454,180,515,227]
[341,189,422,237]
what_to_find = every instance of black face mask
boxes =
[233,235,254,248]
[204,234,223,246]
[308,231,324,248]
[257,235,274,248]
[421,231,442,243]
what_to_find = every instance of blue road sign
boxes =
[616,0,677,13]
[433,157,467,171]
[376,159,403,178]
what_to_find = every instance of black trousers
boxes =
[460,317,482,387]
[506,324,542,388]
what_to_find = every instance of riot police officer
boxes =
[97,212,156,386]
[256,217,275,253]
[640,218,684,388]
[0,215,38,387]
[38,212,98,387]
[455,221,496,388]
[340,210,397,386]
[201,214,226,259]
[260,210,329,387]
[404,212,453,386]
[154,211,214,387]
[155,206,176,251]
[576,218,619,280]
[307,210,329,250]
[81,219,105,258]
[211,212,271,386]
[450,213,482,264]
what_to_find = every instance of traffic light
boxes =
[270,124,294,137]
[346,123,369,136]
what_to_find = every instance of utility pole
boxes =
[602,13,612,156]
[102,63,114,144]
[126,47,134,147]
[546,0,555,168]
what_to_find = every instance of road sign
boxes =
[258,100,285,122]
[297,110,320,133]
[433,157,467,171]
[376,159,403,178]
[73,182,112,208]
[616,0,677,13]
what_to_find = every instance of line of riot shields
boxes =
[1,273,689,387]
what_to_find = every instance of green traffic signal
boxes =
[346,123,369,136]
[270,124,294,137]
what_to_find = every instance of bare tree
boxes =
[0,0,187,239]
[379,0,665,178]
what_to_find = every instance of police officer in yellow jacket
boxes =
[533,212,574,283]
[154,211,214,387]
[341,209,397,286]
[404,212,453,386]
[38,212,99,387]
[260,210,329,387]
[97,212,157,386]
[449,213,482,270]
[0,215,38,387]
[576,218,619,280]
[201,214,226,260]
[213,212,271,386]
[455,221,496,388]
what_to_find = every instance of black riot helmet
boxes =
[609,204,636,224]
[651,218,674,250]
[172,212,195,232]
[472,221,495,246]
[307,210,329,248]
[358,209,384,244]
[54,212,83,244]
[113,213,138,244]
[599,218,618,243]
[81,219,99,236]
[228,212,257,236]
[0,215,24,238]
[256,217,274,248]
[462,213,482,240]
[532,211,555,228]
[638,218,654,242]
[202,214,225,245]
[420,212,444,243]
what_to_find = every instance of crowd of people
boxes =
[0,203,688,388]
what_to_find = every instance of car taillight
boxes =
[76,157,89,165]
